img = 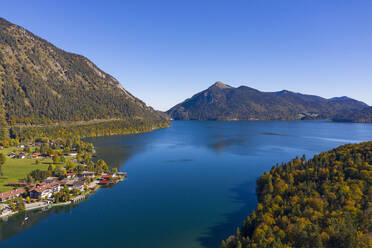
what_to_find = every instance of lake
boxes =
[1,121,372,248]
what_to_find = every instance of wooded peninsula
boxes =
[221,142,372,248]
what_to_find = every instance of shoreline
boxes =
[0,179,125,220]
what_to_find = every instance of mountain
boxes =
[167,82,369,121]
[0,17,167,134]
[333,106,372,123]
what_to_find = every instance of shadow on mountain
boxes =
[196,180,258,248]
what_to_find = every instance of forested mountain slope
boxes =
[167,82,369,121]
[0,17,167,131]
[333,106,372,123]
[221,142,372,248]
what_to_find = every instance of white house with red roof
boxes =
[0,188,25,202]
[30,182,61,199]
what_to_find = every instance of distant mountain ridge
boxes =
[167,82,369,122]
[0,17,167,133]
[333,106,372,123]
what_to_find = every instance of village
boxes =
[0,140,127,218]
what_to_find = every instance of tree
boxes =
[220,240,227,248]
[221,142,372,248]
[97,160,109,173]
[63,146,70,153]
[75,164,84,174]
[39,143,49,155]
[236,241,242,248]
[28,169,48,182]
[16,196,25,211]
[0,153,6,165]
[24,146,31,153]
[65,160,75,172]
[0,153,6,175]
[53,154,60,164]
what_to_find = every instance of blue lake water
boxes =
[1,121,372,247]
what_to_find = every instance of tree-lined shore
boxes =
[221,142,372,248]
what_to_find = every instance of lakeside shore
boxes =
[0,177,125,220]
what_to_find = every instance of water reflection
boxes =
[164,159,193,163]
[197,180,257,248]
[0,205,71,241]
[1,121,372,248]
[93,145,134,169]
[87,134,155,169]
[209,138,245,153]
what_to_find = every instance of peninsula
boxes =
[0,139,126,218]
[0,18,168,217]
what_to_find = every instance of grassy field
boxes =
[0,159,50,192]
[1,146,27,154]
[0,148,73,192]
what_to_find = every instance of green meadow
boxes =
[0,147,73,192]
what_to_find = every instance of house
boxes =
[6,182,31,188]
[101,174,112,180]
[42,177,58,184]
[7,153,16,158]
[0,188,25,202]
[98,179,110,185]
[117,172,127,178]
[66,179,85,191]
[79,171,95,178]
[107,172,117,177]
[72,180,85,191]
[66,172,76,179]
[30,182,61,199]
[16,152,26,159]
[31,153,41,159]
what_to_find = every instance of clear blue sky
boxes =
[2,0,372,110]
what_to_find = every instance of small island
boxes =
[0,138,127,218]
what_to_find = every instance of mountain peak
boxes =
[167,83,369,121]
[329,96,368,106]
[275,90,295,95]
[329,96,351,101]
[210,81,233,89]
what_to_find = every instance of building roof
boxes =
[30,182,59,193]
[42,177,58,183]
[0,188,25,199]
[81,171,95,175]
[6,182,30,186]
[73,179,86,186]
[65,178,85,186]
